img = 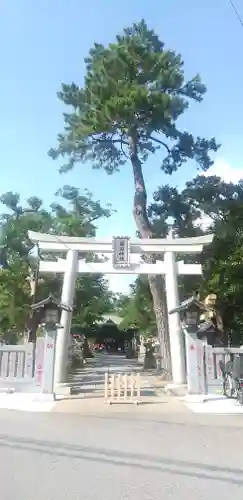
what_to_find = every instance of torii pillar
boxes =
[54,250,78,392]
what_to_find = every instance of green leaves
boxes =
[161,134,219,174]
[150,175,243,342]
[49,20,219,175]
[0,192,20,212]
[116,277,156,334]
[0,262,30,334]
[0,186,114,335]
[73,275,113,326]
[119,175,243,343]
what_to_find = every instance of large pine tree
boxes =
[49,20,218,372]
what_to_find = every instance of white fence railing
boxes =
[0,334,55,395]
[0,344,34,379]
[186,334,243,396]
[104,372,141,404]
[205,347,243,392]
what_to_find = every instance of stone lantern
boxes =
[31,294,71,328]
[31,294,72,395]
[169,296,214,395]
[169,296,213,337]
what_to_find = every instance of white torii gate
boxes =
[28,231,213,391]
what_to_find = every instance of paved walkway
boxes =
[67,353,143,398]
[54,353,189,415]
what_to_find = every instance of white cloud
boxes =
[196,159,243,230]
[203,159,243,183]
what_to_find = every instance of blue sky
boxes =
[1,0,243,292]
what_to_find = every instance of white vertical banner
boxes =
[42,328,56,394]
[185,333,207,394]
[35,337,45,386]
[216,354,225,379]
[185,333,200,394]
[196,339,206,394]
[204,344,214,388]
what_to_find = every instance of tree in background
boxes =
[74,274,113,327]
[49,20,218,370]
[0,186,113,341]
[1,176,243,346]
[117,277,155,334]
[0,263,30,339]
[122,175,243,344]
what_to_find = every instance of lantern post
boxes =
[169,296,213,395]
[31,295,72,396]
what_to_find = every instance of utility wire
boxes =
[229,0,243,29]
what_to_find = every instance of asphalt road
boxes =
[1,408,243,499]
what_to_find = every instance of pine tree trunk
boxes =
[128,135,171,376]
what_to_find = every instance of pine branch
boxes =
[150,136,171,153]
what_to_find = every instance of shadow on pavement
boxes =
[67,353,158,399]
